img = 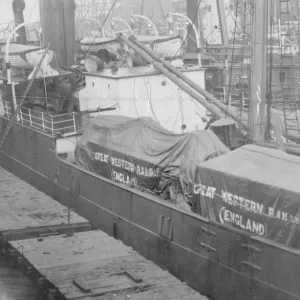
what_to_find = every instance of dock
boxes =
[0,167,208,300]
[0,167,90,243]
[0,167,90,300]
[9,230,206,300]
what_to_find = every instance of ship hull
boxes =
[1,117,300,300]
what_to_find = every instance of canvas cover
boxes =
[193,144,300,247]
[75,115,229,199]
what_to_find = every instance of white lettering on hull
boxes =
[193,184,216,199]
[221,190,264,214]
[94,151,159,178]
[219,207,266,236]
[111,170,136,187]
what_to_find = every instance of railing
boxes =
[0,100,77,136]
[212,87,249,109]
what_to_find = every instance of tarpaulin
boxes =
[75,115,229,201]
[193,144,300,247]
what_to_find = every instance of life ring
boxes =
[206,72,213,80]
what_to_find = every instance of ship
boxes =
[1,0,300,300]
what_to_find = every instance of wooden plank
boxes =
[123,270,143,283]
[67,282,141,300]
[65,273,152,300]
[10,231,128,259]
[32,246,133,270]
[46,262,169,295]
[9,230,208,300]
[11,235,133,269]
[10,231,111,254]
[39,254,160,290]
[38,254,137,280]
[13,232,124,266]
[1,222,91,243]
[73,279,92,293]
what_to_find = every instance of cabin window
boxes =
[234,73,241,84]
[279,71,287,83]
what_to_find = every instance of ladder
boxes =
[240,0,253,42]
[279,0,300,140]
[238,0,254,135]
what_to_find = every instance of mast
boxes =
[216,0,229,47]
[248,0,268,143]
[39,0,76,67]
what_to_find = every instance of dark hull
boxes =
[1,117,300,300]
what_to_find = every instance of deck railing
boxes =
[0,100,77,136]
[212,87,249,109]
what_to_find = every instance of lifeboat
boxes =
[1,43,59,79]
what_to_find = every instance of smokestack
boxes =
[12,0,27,44]
[186,0,203,63]
[39,0,76,67]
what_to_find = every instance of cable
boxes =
[204,3,242,44]
[35,25,51,115]
[133,77,140,118]
[161,79,208,127]
[27,0,38,21]
[172,104,181,133]
[82,0,118,58]
[170,0,202,63]
[143,74,159,123]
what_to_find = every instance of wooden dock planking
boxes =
[0,167,90,241]
[0,168,208,299]
[0,167,90,299]
[10,230,209,300]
